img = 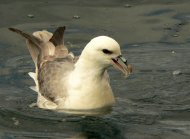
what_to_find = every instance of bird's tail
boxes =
[9,26,68,67]
[9,27,68,94]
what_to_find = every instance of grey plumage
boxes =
[9,26,74,104]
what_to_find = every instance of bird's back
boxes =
[9,27,76,109]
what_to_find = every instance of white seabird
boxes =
[9,27,132,111]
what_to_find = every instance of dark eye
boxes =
[102,49,113,54]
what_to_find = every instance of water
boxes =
[0,40,190,138]
[1,0,190,138]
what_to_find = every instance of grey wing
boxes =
[38,57,74,103]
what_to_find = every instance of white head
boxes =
[79,36,132,76]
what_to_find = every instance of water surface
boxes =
[0,0,190,138]
[0,41,190,139]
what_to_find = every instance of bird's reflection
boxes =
[57,107,125,139]
[57,106,113,116]
[66,116,125,139]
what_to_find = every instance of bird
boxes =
[9,27,132,111]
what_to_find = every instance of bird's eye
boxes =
[102,49,113,54]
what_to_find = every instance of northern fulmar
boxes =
[9,27,132,111]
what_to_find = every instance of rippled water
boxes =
[0,39,190,139]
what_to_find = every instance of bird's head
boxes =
[80,36,132,76]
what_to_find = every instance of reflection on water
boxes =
[0,42,190,139]
[57,107,113,116]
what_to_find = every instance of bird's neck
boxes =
[75,59,106,78]
[73,58,106,79]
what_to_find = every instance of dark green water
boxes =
[0,0,190,138]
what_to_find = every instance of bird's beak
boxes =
[112,55,132,76]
